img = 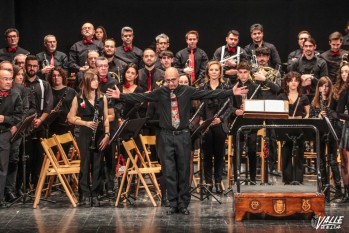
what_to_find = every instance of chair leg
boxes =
[33,157,50,208]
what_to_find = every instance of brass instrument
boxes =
[185,58,193,81]
[252,66,281,90]
[341,53,349,67]
[250,50,259,73]
[220,52,243,66]
[156,79,165,87]
[42,54,49,67]
[109,71,121,84]
[89,98,100,151]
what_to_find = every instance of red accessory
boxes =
[123,45,133,52]
[0,91,9,97]
[147,71,152,91]
[7,47,16,53]
[189,49,195,83]
[100,77,107,83]
[50,53,55,66]
[123,83,133,89]
[331,50,341,56]
[170,91,180,129]
[83,39,93,44]
[80,100,86,109]
[227,47,236,53]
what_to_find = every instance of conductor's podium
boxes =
[234,186,325,221]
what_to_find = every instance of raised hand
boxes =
[106,85,120,99]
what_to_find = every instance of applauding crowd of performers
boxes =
[1,20,349,211]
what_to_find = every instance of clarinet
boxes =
[204,98,230,134]
[89,98,100,151]
[53,90,67,112]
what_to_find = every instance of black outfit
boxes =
[198,82,234,185]
[138,68,164,92]
[212,45,248,84]
[342,34,349,51]
[244,41,281,69]
[119,85,235,209]
[309,98,342,192]
[76,95,105,198]
[36,50,69,78]
[320,49,348,84]
[0,46,30,62]
[106,56,127,80]
[277,93,309,184]
[232,80,261,183]
[0,90,23,201]
[24,77,53,187]
[115,45,143,68]
[68,39,103,73]
[173,47,208,84]
[337,91,349,150]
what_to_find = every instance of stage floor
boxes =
[0,183,348,233]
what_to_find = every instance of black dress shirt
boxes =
[244,41,281,69]
[0,46,30,62]
[115,45,143,68]
[115,85,144,120]
[106,56,127,79]
[68,39,103,73]
[320,49,348,83]
[173,47,209,83]
[138,68,164,91]
[36,50,69,76]
[119,85,234,130]
[0,89,23,131]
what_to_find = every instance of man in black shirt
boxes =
[155,34,170,69]
[287,31,312,68]
[68,22,103,74]
[0,70,23,207]
[212,30,248,84]
[36,35,69,79]
[24,55,53,188]
[103,38,127,79]
[173,30,208,86]
[0,28,30,63]
[115,26,143,68]
[320,32,348,83]
[158,50,174,71]
[107,67,247,215]
[74,50,99,92]
[244,24,281,69]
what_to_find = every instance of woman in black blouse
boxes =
[277,71,309,184]
[68,69,109,207]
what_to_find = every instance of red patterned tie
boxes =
[190,49,195,83]
[50,54,54,66]
[170,91,180,129]
[148,71,152,91]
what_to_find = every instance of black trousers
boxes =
[202,125,226,184]
[0,131,11,199]
[102,128,116,192]
[158,129,191,209]
[282,140,304,184]
[5,137,21,194]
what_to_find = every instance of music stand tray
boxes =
[110,118,147,144]
[10,113,37,143]
[191,117,214,140]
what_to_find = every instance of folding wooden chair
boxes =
[115,138,161,207]
[33,137,80,208]
[139,134,160,168]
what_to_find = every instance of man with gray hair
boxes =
[115,26,143,68]
[155,33,170,69]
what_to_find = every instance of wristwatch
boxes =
[105,132,110,136]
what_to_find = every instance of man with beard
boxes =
[68,22,103,73]
[36,35,68,79]
[115,26,143,68]
[0,28,30,63]
[244,24,281,69]
[287,31,312,68]
[24,55,53,188]
[103,38,127,80]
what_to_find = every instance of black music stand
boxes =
[8,114,55,207]
[42,110,62,137]
[190,118,221,204]
[272,119,327,186]
[109,118,147,207]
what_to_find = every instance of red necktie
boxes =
[7,47,16,53]
[190,49,195,83]
[227,47,236,53]
[83,39,93,44]
[124,45,133,52]
[0,91,9,97]
[170,91,180,129]
[148,71,152,91]
[100,77,107,83]
[331,50,341,56]
[50,54,54,66]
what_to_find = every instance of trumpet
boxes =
[250,50,259,73]
[341,53,348,67]
[42,54,50,67]
[220,52,243,66]
[109,71,121,84]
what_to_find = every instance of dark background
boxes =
[0,0,348,63]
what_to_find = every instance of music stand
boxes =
[109,118,147,207]
[8,114,55,207]
[190,118,221,204]
[42,110,62,137]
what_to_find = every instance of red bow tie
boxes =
[0,91,9,97]
[123,83,131,88]
[100,77,107,83]
[83,39,93,44]
[123,45,133,52]
[331,50,341,56]
[7,47,17,53]
[227,47,236,53]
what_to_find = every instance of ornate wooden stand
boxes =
[234,192,325,221]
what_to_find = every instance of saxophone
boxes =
[89,98,100,151]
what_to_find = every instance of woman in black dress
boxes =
[68,69,110,207]
[277,71,309,184]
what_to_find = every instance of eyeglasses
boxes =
[0,77,13,82]
[165,78,177,84]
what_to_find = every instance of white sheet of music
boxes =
[265,100,288,112]
[245,100,264,112]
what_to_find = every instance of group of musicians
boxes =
[0,22,349,214]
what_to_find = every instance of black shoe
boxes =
[16,189,24,197]
[215,183,223,194]
[161,199,170,207]
[78,197,90,207]
[91,196,100,207]
[106,189,115,197]
[166,207,178,215]
[179,207,190,215]
[0,200,8,208]
[269,170,281,176]
[5,192,17,202]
